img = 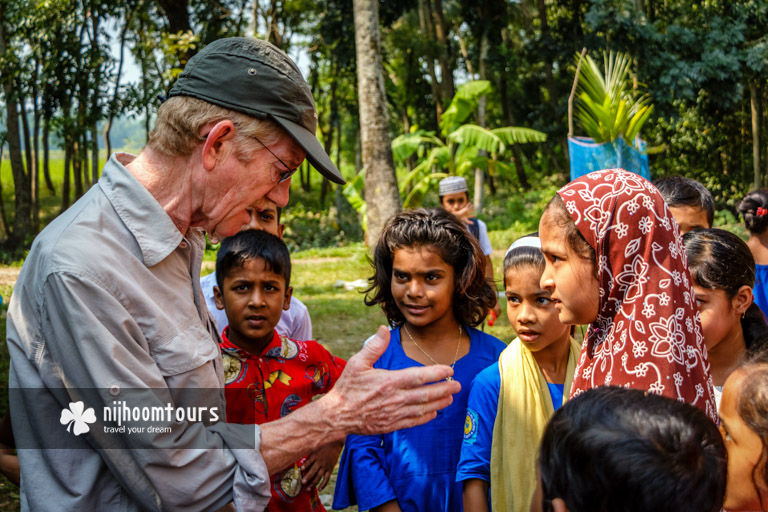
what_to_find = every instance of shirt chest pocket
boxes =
[148,321,220,376]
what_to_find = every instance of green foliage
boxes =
[392,80,546,208]
[574,51,654,147]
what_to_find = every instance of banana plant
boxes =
[392,80,547,207]
[574,51,654,148]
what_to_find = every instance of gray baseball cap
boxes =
[168,37,345,185]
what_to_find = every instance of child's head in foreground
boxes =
[653,176,714,234]
[214,229,292,348]
[738,190,768,236]
[720,346,768,511]
[365,208,495,327]
[503,235,570,352]
[534,386,726,512]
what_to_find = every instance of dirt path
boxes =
[0,267,20,287]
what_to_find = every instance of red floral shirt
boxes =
[220,328,346,512]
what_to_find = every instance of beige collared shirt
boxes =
[7,153,270,511]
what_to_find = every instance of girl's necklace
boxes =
[402,324,462,381]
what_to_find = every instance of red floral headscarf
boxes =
[558,169,716,421]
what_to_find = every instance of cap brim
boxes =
[269,115,346,185]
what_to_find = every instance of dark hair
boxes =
[683,228,768,353]
[215,230,291,289]
[539,386,726,512]
[737,347,768,505]
[365,208,495,327]
[502,233,544,288]
[653,176,715,226]
[738,190,768,235]
[544,195,596,268]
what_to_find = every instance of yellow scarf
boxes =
[490,336,581,512]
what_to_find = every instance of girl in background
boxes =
[738,190,768,317]
[332,208,505,512]
[683,228,768,402]
[538,168,716,421]
[718,346,768,511]
[456,236,580,512]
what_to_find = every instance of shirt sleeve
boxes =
[39,270,271,511]
[477,219,493,256]
[290,297,313,341]
[456,363,500,483]
[332,433,398,510]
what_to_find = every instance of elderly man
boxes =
[7,38,459,511]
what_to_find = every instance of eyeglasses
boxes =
[250,134,298,184]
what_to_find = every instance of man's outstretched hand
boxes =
[325,325,461,436]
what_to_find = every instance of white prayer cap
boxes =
[439,176,468,196]
[505,235,542,257]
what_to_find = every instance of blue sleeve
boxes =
[332,434,397,510]
[456,362,500,483]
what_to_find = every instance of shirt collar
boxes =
[98,153,185,267]
[220,328,283,359]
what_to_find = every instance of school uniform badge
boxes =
[464,408,479,444]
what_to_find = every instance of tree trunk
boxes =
[105,14,131,161]
[474,30,489,213]
[751,79,761,189]
[42,118,54,193]
[62,142,71,212]
[19,89,37,233]
[354,0,402,247]
[32,61,40,230]
[156,0,193,63]
[0,11,32,246]
[73,138,83,199]
[497,51,531,190]
[418,0,443,125]
[431,0,454,100]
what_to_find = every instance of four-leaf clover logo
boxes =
[60,401,96,436]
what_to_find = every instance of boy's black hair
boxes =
[738,189,768,235]
[684,228,768,353]
[539,386,726,512]
[215,230,291,289]
[365,208,496,327]
[653,176,715,226]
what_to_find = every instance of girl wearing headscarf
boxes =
[538,168,716,421]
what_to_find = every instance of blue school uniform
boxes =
[332,327,506,512]
[754,264,768,318]
[456,363,565,487]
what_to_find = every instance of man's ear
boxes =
[277,223,285,239]
[551,498,569,512]
[213,285,225,310]
[283,285,293,311]
[201,120,237,171]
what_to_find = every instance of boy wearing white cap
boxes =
[439,176,500,318]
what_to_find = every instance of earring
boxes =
[742,311,746,319]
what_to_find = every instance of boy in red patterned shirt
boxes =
[213,229,346,511]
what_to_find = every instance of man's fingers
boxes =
[386,364,463,389]
[351,325,390,368]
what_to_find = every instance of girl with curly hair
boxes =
[333,208,505,512]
